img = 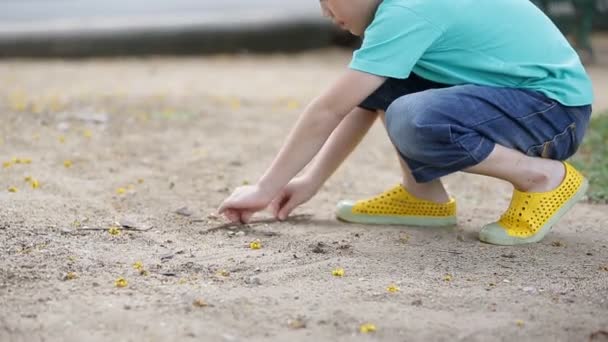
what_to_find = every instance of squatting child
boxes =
[219,0,593,245]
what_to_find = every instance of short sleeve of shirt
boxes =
[349,3,443,79]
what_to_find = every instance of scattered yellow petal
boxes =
[515,319,525,327]
[9,91,28,112]
[218,269,230,277]
[178,278,188,285]
[116,187,127,195]
[30,179,40,189]
[249,239,262,250]
[58,135,66,143]
[286,99,300,110]
[114,277,128,288]
[21,158,32,164]
[3,161,12,168]
[387,284,400,293]
[8,186,18,193]
[137,178,144,184]
[443,274,453,282]
[64,272,78,280]
[108,226,121,236]
[63,160,73,168]
[332,268,345,277]
[24,176,32,183]
[229,98,241,110]
[82,129,93,138]
[132,261,144,271]
[193,298,209,307]
[287,318,307,330]
[12,157,20,164]
[126,184,135,190]
[359,323,377,334]
[242,180,250,185]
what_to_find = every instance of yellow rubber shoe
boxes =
[336,184,457,227]
[479,162,588,245]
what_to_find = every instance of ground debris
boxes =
[175,206,194,217]
[199,214,312,234]
[311,242,329,254]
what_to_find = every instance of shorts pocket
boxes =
[526,122,578,160]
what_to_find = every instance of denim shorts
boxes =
[359,74,592,183]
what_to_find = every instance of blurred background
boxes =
[0,0,606,58]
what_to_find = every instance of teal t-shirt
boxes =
[349,0,594,106]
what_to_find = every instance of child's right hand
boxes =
[269,176,320,221]
[218,184,275,224]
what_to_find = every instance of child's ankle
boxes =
[402,180,450,203]
[515,160,565,193]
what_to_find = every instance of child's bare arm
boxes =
[257,70,385,192]
[268,107,379,220]
[302,107,378,188]
[218,69,385,222]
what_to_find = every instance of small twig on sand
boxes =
[200,214,313,235]
[77,226,153,232]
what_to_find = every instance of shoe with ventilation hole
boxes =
[336,184,457,226]
[479,162,588,245]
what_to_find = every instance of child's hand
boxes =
[269,177,319,221]
[218,185,275,223]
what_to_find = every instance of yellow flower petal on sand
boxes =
[63,160,73,168]
[108,226,121,236]
[114,277,128,288]
[116,187,127,195]
[286,99,301,110]
[3,161,12,168]
[58,135,66,143]
[249,239,262,250]
[359,323,377,334]
[444,274,453,282]
[7,186,18,193]
[21,158,32,164]
[193,298,209,307]
[82,129,93,138]
[387,284,400,293]
[332,268,345,277]
[515,319,525,327]
[30,179,40,189]
[137,178,144,184]
[132,261,144,271]
[64,272,78,280]
[218,269,230,277]
[24,176,32,183]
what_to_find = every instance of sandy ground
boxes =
[1,47,608,342]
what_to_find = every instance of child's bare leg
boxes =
[378,110,450,203]
[464,144,565,192]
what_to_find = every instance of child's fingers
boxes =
[240,210,255,224]
[223,209,241,223]
[278,198,296,221]
[271,192,290,219]
[268,197,280,218]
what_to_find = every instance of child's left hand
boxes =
[218,184,275,223]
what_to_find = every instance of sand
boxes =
[0,49,607,342]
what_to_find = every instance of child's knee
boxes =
[385,93,454,160]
